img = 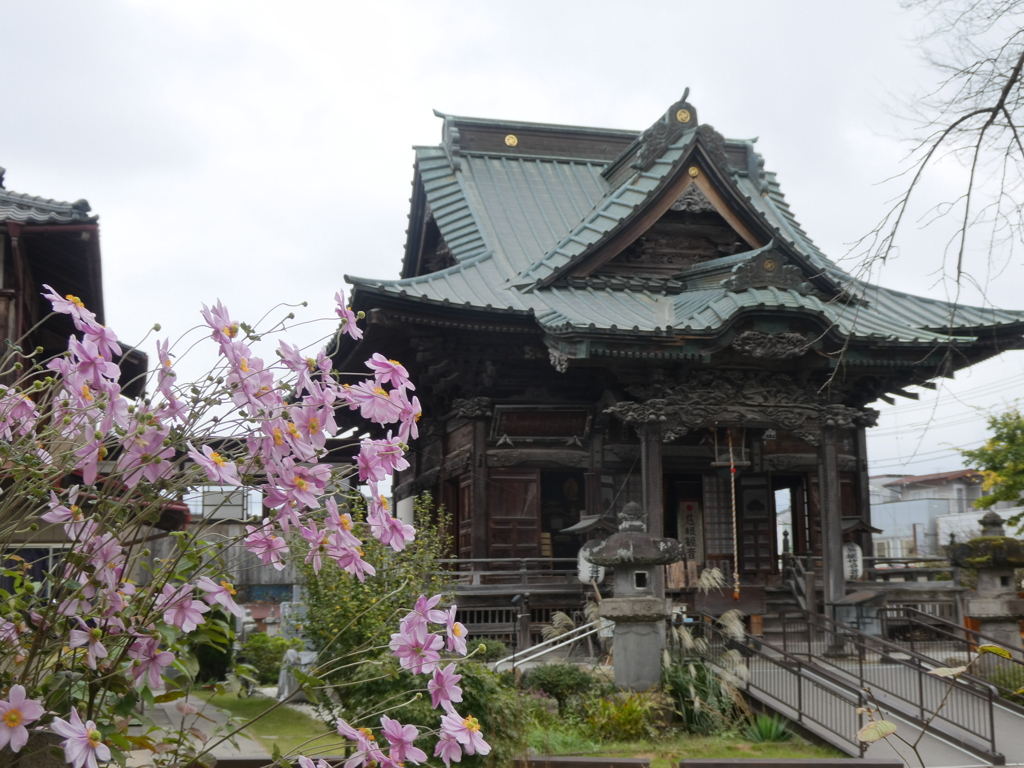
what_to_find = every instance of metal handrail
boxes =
[776,608,1001,760]
[879,606,1024,704]
[491,620,600,671]
[693,614,866,756]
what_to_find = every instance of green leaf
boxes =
[153,690,186,704]
[857,720,897,743]
[979,644,1012,659]
[927,666,967,677]
[113,691,138,717]
[174,650,200,680]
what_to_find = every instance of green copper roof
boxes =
[350,99,1024,348]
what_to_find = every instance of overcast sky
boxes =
[3,0,1023,478]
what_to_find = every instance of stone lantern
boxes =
[949,511,1024,651]
[581,501,683,690]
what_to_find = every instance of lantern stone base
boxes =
[600,598,671,690]
[609,620,666,690]
[599,597,672,623]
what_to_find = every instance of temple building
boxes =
[331,93,1024,630]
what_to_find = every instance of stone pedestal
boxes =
[582,501,682,690]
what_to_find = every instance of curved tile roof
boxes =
[0,189,97,225]
[350,103,1024,348]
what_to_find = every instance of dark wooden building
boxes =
[332,95,1024,626]
[0,167,146,391]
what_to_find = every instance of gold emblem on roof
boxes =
[676,108,691,123]
[505,134,519,147]
[763,259,777,272]
[688,166,699,178]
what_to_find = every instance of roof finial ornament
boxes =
[633,91,699,171]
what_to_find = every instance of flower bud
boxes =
[153,323,161,332]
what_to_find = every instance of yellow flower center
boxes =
[209,451,227,467]
[71,505,82,520]
[287,422,301,438]
[341,514,353,531]
[306,358,316,372]
[3,709,22,728]
[373,387,390,399]
[88,729,103,747]
[463,716,481,732]
[240,358,250,373]
[359,727,375,740]
[163,358,172,368]
[308,418,321,434]
[223,324,238,339]
[273,427,284,446]
[389,359,402,366]
[65,294,85,308]
[380,497,389,511]
[220,580,236,595]
[454,624,464,637]
[295,477,309,491]
[81,384,93,402]
[98,446,108,460]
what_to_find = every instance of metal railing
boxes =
[491,620,600,672]
[864,557,954,582]
[772,608,1001,760]
[436,558,580,587]
[879,605,1024,705]
[693,615,866,756]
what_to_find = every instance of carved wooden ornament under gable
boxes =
[731,330,810,360]
[606,370,878,434]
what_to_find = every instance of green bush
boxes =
[988,665,1024,704]
[240,633,305,685]
[299,493,454,672]
[663,658,737,735]
[337,655,527,768]
[743,713,792,743]
[583,690,662,742]
[190,608,234,683]
[525,663,595,714]
[475,638,509,661]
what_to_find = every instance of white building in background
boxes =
[870,470,988,558]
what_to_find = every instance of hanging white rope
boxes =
[728,428,740,601]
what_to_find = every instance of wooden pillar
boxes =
[855,425,874,557]
[639,422,664,537]
[639,421,666,597]
[792,479,807,556]
[818,426,845,616]
[471,418,488,560]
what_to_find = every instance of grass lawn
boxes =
[200,692,346,759]
[200,692,847,766]
[529,726,846,768]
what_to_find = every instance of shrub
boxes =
[335,655,528,768]
[743,713,792,742]
[240,633,305,685]
[475,638,509,661]
[299,493,454,670]
[525,663,595,714]
[663,658,738,735]
[583,690,661,742]
[988,665,1024,704]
